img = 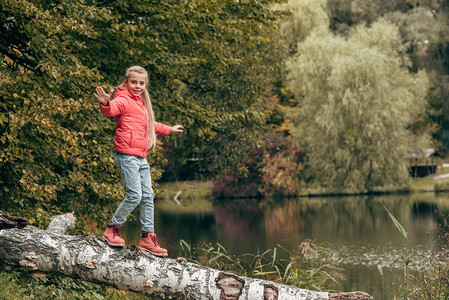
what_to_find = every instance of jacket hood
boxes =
[113,86,141,101]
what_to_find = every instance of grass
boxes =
[406,226,449,299]
[378,201,449,299]
[409,160,449,193]
[179,239,345,292]
[0,270,147,300]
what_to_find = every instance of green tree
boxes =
[327,0,443,33]
[275,0,328,54]
[287,19,429,193]
[327,0,449,152]
[0,0,118,227]
[384,7,449,152]
[0,0,285,227]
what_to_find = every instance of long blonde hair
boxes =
[122,66,156,148]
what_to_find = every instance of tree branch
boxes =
[0,47,39,73]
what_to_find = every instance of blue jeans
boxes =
[110,151,155,233]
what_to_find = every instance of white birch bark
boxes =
[0,213,373,300]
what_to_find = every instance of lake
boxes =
[120,186,449,299]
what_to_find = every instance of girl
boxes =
[94,66,183,257]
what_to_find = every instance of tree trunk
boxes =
[0,212,373,300]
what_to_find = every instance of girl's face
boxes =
[124,72,146,97]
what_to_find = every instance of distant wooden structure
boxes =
[408,148,438,178]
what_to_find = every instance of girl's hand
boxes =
[94,87,113,105]
[171,125,184,133]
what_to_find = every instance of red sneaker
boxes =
[138,232,168,257]
[102,224,125,247]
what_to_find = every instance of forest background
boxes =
[1,0,449,297]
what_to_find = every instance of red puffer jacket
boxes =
[99,86,172,157]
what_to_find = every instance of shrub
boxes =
[212,134,304,199]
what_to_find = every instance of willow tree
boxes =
[327,0,449,153]
[275,0,328,55]
[287,19,429,193]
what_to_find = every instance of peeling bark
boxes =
[263,284,279,300]
[0,211,27,229]
[216,273,245,299]
[0,213,373,300]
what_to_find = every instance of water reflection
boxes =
[121,192,449,299]
[264,200,305,246]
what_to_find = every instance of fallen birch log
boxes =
[0,212,373,300]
